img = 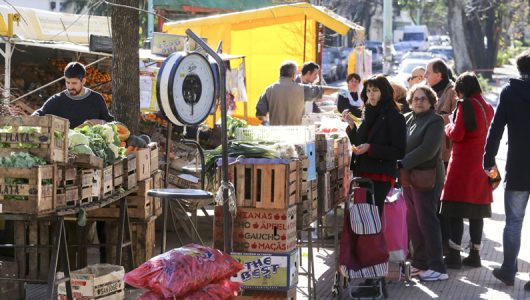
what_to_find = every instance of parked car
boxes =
[401,51,435,61]
[392,58,430,87]
[429,45,454,61]
[322,47,342,83]
[392,42,415,66]
[365,41,383,71]
[428,35,451,46]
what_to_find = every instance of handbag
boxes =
[472,97,502,191]
[399,167,436,192]
[349,186,382,235]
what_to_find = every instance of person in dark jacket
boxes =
[346,74,406,299]
[32,62,114,128]
[346,74,407,216]
[484,49,530,290]
[401,84,448,281]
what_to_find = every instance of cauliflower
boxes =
[71,144,94,155]
[68,131,90,148]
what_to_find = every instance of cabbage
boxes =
[71,144,94,155]
[68,131,90,148]
[108,143,119,159]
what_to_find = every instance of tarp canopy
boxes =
[154,0,277,12]
[163,2,364,125]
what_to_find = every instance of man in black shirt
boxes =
[32,62,114,128]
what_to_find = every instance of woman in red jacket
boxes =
[440,72,494,268]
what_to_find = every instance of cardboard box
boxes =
[58,264,124,300]
[214,206,297,253]
[231,250,298,290]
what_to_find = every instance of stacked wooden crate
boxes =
[296,156,318,229]
[0,115,69,215]
[94,143,161,267]
[213,158,299,295]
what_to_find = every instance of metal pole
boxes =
[185,29,231,252]
[147,0,154,38]
[383,0,393,75]
[2,41,11,103]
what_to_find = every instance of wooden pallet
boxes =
[0,261,23,297]
[104,215,157,267]
[0,115,69,163]
[14,220,52,280]
[0,165,56,215]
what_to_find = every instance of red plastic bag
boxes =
[138,279,241,300]
[383,188,408,261]
[125,244,243,298]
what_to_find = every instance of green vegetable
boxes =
[227,116,248,139]
[204,141,279,190]
[71,144,94,155]
[68,131,90,148]
[0,152,47,168]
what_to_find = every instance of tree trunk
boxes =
[447,0,473,73]
[111,0,140,134]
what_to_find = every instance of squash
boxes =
[108,121,130,142]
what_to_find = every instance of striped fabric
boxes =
[340,262,389,279]
[350,203,382,235]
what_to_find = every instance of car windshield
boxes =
[431,49,454,59]
[403,32,425,41]
[399,61,426,74]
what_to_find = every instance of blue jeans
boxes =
[500,190,530,279]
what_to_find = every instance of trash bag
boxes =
[138,279,241,300]
[125,244,243,298]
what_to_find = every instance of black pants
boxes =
[372,181,392,218]
[449,217,484,246]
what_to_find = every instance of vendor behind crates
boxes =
[256,60,336,126]
[32,62,114,128]
[32,61,113,262]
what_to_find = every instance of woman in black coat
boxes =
[343,74,407,216]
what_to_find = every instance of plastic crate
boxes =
[235,125,315,144]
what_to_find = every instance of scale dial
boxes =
[157,52,216,126]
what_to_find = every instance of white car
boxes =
[392,58,430,87]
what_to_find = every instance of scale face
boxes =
[157,52,216,126]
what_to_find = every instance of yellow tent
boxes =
[163,2,364,125]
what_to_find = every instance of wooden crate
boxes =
[113,158,124,189]
[56,166,77,188]
[56,186,80,208]
[232,164,253,207]
[0,261,23,297]
[151,170,162,217]
[297,157,309,203]
[123,154,138,190]
[79,169,94,205]
[14,220,52,280]
[0,115,69,163]
[0,165,56,215]
[104,216,157,267]
[253,160,298,209]
[237,286,296,300]
[101,165,114,199]
[149,142,159,174]
[88,177,154,219]
[132,148,150,181]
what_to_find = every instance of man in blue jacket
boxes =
[483,49,530,289]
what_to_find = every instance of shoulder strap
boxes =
[470,97,489,128]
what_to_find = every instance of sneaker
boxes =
[419,270,449,281]
[411,267,425,277]
[492,268,514,286]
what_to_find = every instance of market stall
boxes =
[162,2,365,125]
